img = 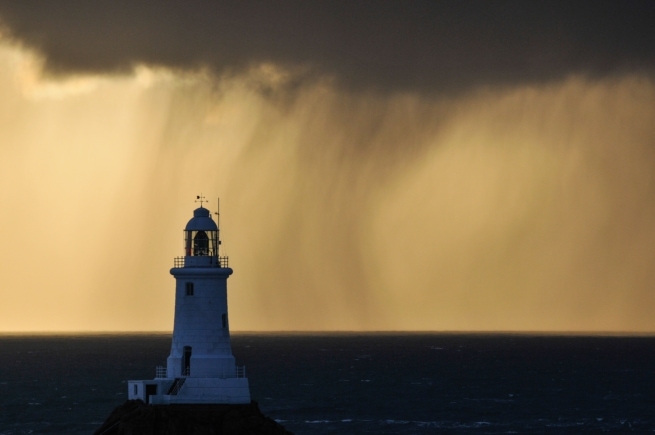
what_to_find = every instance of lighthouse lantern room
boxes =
[127,198,250,404]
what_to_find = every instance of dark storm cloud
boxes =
[0,0,653,94]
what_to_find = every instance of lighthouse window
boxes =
[183,346,192,376]
[185,282,194,296]
[133,384,138,396]
[222,313,227,329]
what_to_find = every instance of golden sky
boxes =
[1,3,654,332]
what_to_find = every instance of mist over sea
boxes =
[1,333,654,434]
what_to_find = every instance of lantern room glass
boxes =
[185,230,218,256]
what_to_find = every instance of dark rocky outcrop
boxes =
[94,400,293,435]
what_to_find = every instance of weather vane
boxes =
[195,194,206,207]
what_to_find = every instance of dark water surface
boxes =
[1,333,654,434]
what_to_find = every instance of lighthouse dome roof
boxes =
[184,207,218,231]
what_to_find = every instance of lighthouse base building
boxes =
[127,203,250,405]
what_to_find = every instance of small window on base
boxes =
[185,282,194,296]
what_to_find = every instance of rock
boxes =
[94,400,293,435]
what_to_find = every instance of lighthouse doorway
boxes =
[145,384,157,404]
[183,346,192,376]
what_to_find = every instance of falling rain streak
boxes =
[1,40,655,332]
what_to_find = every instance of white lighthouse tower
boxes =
[127,198,250,404]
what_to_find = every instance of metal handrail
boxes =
[157,364,245,380]
[155,365,167,379]
[173,256,229,268]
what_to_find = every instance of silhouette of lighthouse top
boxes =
[128,197,251,404]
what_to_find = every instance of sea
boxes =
[1,333,654,434]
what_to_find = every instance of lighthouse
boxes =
[127,198,250,404]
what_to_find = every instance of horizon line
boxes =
[2,330,655,337]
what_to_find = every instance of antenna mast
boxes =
[216,197,220,230]
[214,197,222,256]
